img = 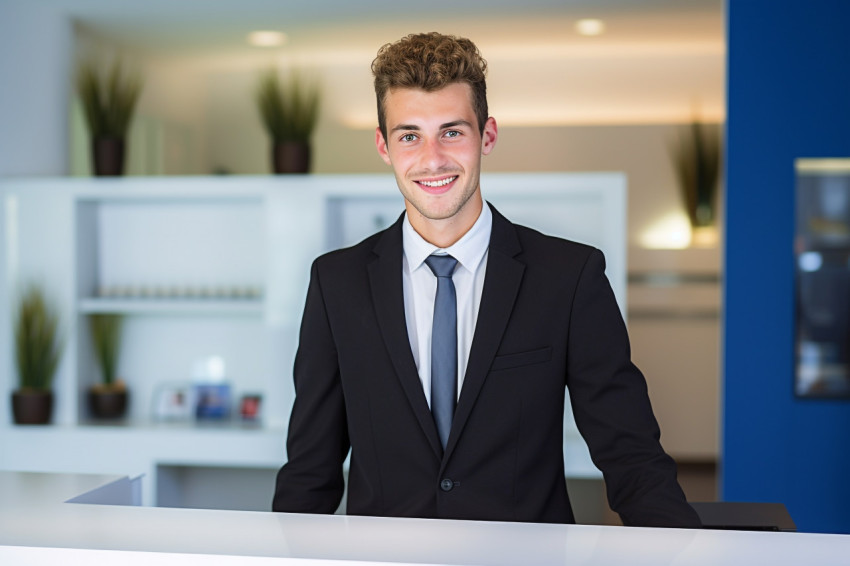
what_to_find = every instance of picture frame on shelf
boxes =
[194,383,232,421]
[153,382,194,421]
[239,393,262,423]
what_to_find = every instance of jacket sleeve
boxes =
[273,259,350,513]
[566,248,701,528]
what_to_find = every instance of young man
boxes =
[273,32,700,528]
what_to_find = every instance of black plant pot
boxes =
[88,388,129,420]
[272,142,311,174]
[12,390,53,425]
[92,136,126,176]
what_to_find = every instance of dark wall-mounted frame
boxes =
[794,159,850,398]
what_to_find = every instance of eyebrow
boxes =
[390,120,473,133]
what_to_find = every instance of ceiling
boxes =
[44,0,724,57]
[44,0,725,127]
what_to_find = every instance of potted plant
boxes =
[256,68,320,174]
[670,120,722,231]
[12,285,62,425]
[87,314,128,419]
[76,59,143,176]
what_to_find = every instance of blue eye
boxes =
[401,133,417,142]
[445,130,460,138]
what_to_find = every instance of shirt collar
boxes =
[402,203,492,274]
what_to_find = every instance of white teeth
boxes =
[419,176,456,187]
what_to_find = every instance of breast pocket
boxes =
[490,346,553,372]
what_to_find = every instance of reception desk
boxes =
[1,471,849,565]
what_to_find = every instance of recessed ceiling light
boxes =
[248,30,287,47]
[575,19,606,37]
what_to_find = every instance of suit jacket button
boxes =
[440,479,454,492]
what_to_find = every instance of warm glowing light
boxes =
[691,226,719,248]
[796,158,850,174]
[248,31,287,47]
[575,19,606,37]
[640,212,692,249]
[340,112,377,130]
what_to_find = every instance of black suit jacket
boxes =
[273,204,700,527]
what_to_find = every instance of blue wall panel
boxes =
[724,0,850,533]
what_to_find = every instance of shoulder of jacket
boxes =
[313,228,386,269]
[512,222,600,259]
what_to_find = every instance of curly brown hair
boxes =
[372,32,488,139]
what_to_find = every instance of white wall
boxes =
[0,1,72,177]
[0,3,72,418]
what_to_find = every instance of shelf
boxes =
[78,298,264,316]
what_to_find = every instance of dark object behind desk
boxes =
[691,502,796,532]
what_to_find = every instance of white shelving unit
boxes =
[0,174,623,508]
[78,298,264,316]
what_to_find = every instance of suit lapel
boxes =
[368,215,444,459]
[444,205,525,462]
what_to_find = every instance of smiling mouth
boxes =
[417,176,458,188]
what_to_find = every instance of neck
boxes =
[407,195,483,248]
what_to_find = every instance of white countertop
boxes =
[2,471,849,565]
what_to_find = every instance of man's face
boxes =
[375,83,497,240]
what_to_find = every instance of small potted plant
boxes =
[12,285,62,425]
[87,314,128,419]
[256,68,320,174]
[669,120,722,229]
[76,59,143,176]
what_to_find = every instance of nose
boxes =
[421,137,449,171]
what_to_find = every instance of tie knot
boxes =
[425,254,458,278]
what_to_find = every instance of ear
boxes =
[375,127,392,166]
[481,117,498,156]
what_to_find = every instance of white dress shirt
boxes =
[402,204,492,406]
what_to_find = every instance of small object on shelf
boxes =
[195,383,232,421]
[12,390,54,425]
[669,119,722,231]
[153,383,194,421]
[76,58,142,177]
[192,355,231,421]
[93,283,264,302]
[12,284,62,425]
[255,67,320,174]
[239,394,263,423]
[87,385,128,420]
[100,285,120,298]
[88,313,128,420]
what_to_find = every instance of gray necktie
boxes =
[425,254,458,450]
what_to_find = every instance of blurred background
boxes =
[0,0,725,524]
[4,0,848,535]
